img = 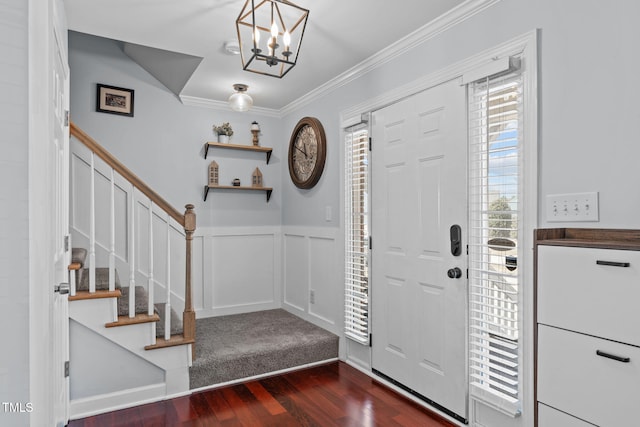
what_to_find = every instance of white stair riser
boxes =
[69,298,190,372]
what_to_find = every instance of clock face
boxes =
[288,117,326,189]
[292,125,317,181]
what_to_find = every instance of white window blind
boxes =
[344,126,369,344]
[468,66,523,417]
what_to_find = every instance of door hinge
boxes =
[369,137,372,151]
[64,110,70,127]
[369,236,372,250]
[64,361,69,378]
[64,235,70,252]
[466,269,469,279]
[466,244,469,255]
[369,333,373,347]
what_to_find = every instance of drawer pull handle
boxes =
[596,260,630,268]
[596,350,630,363]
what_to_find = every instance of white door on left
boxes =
[51,3,70,425]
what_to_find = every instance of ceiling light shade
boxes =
[224,40,241,55]
[236,0,309,78]
[228,84,253,112]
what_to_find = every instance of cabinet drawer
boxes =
[538,403,595,426]
[537,245,640,346]
[538,325,640,427]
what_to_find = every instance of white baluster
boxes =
[148,201,154,316]
[165,216,171,340]
[89,152,96,294]
[128,185,136,318]
[109,168,115,292]
[148,201,156,344]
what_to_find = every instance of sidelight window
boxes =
[468,62,524,416]
[344,126,370,344]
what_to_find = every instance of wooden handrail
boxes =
[70,121,184,227]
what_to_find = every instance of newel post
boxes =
[183,204,196,357]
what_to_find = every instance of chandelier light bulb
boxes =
[283,31,291,50]
[253,27,260,45]
[270,21,278,38]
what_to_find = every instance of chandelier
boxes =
[236,0,309,78]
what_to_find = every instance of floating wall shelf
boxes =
[204,142,273,164]
[203,185,273,202]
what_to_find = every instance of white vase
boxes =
[218,134,230,143]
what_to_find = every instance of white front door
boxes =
[371,78,467,421]
[51,9,70,425]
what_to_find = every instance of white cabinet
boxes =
[535,228,640,427]
[538,404,595,427]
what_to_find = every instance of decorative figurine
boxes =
[208,161,219,186]
[232,178,241,186]
[252,167,263,187]
[251,121,260,146]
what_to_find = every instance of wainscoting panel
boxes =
[283,233,308,313]
[195,227,281,318]
[283,227,342,336]
[308,236,339,326]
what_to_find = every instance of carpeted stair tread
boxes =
[77,268,121,292]
[117,286,151,316]
[154,302,183,337]
[72,248,87,265]
[189,309,339,389]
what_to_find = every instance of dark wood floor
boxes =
[68,361,457,426]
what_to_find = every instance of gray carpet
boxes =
[189,309,339,389]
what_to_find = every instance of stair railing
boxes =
[69,122,196,349]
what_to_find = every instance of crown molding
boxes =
[179,95,282,118]
[280,0,503,116]
[339,29,536,126]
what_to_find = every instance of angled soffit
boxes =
[123,42,203,97]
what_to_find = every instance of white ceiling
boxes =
[64,0,467,111]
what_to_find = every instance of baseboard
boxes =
[189,358,339,394]
[69,383,166,420]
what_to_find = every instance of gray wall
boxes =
[69,31,284,228]
[69,1,640,230]
[70,0,640,232]
[0,2,30,426]
[281,0,640,230]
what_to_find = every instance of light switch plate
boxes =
[325,206,332,222]
[546,192,599,222]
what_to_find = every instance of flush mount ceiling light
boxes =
[228,84,253,112]
[236,0,309,78]
[224,40,241,55]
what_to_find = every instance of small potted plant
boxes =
[213,122,234,143]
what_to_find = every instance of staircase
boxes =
[68,123,195,418]
[71,248,183,338]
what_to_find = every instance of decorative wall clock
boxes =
[288,117,326,189]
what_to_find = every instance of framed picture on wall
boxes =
[96,84,134,117]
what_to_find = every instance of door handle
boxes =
[596,260,630,268]
[447,267,462,279]
[450,225,462,256]
[596,350,630,363]
[55,283,70,295]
